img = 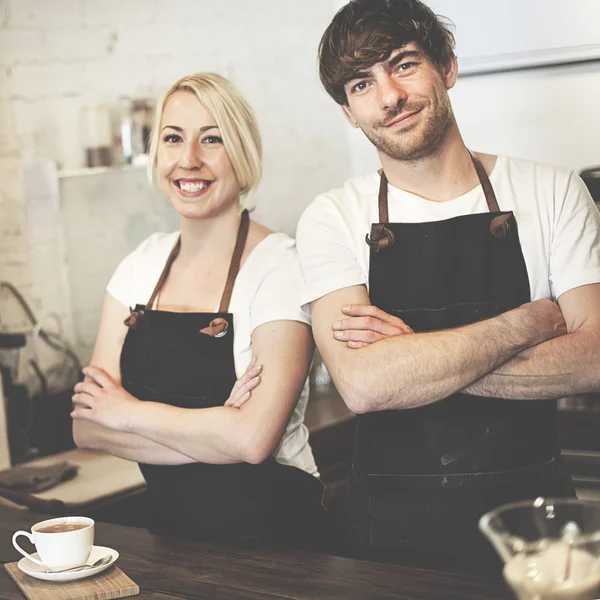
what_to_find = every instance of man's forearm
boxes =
[330,302,563,413]
[464,328,600,399]
[73,421,195,465]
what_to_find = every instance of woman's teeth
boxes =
[178,181,209,193]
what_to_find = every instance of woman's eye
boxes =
[202,135,223,145]
[162,133,182,143]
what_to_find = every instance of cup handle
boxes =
[12,531,46,567]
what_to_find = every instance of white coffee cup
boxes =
[12,516,94,570]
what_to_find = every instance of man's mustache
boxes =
[375,102,425,128]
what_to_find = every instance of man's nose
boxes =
[378,76,407,111]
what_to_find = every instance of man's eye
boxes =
[351,81,369,93]
[163,134,181,143]
[398,62,417,72]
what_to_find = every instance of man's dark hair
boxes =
[319,0,455,105]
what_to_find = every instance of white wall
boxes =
[0,1,348,345]
[452,63,600,171]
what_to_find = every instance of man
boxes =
[296,0,600,576]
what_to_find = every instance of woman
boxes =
[72,73,325,550]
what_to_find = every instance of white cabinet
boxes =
[430,0,600,75]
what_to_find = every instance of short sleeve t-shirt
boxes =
[296,155,600,306]
[107,232,318,476]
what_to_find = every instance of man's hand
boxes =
[72,366,141,432]
[224,358,263,408]
[332,304,413,348]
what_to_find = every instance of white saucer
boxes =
[17,545,119,582]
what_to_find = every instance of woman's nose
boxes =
[179,142,201,170]
[378,76,408,111]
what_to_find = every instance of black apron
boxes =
[120,210,326,550]
[348,153,575,577]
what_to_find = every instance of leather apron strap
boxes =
[218,208,250,313]
[125,209,250,329]
[366,151,511,252]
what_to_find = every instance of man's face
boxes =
[341,43,457,162]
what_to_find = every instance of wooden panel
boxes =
[4,563,138,600]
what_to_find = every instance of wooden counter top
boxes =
[0,505,510,600]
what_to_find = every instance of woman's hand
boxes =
[332,304,414,348]
[224,358,263,408]
[71,366,141,432]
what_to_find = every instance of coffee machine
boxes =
[0,332,31,467]
[0,369,10,470]
[580,166,600,209]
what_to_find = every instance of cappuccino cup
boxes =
[12,516,94,570]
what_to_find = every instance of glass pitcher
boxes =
[480,498,600,600]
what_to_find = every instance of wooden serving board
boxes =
[4,563,139,600]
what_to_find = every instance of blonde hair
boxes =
[147,73,262,210]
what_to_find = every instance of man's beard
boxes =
[362,95,453,162]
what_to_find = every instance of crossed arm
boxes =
[311,284,572,414]
[72,293,313,465]
[331,284,600,402]
[463,283,600,398]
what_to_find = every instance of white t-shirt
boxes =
[107,232,318,476]
[297,155,600,306]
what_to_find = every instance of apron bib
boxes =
[348,153,575,576]
[120,210,325,548]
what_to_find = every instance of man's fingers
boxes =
[334,329,384,343]
[338,306,412,332]
[333,316,407,336]
[341,304,378,316]
[341,304,393,320]
[347,340,370,349]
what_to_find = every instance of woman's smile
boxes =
[173,178,215,199]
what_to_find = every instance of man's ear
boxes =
[341,103,360,128]
[442,54,458,90]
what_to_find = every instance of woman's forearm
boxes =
[124,402,255,464]
[73,420,195,465]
